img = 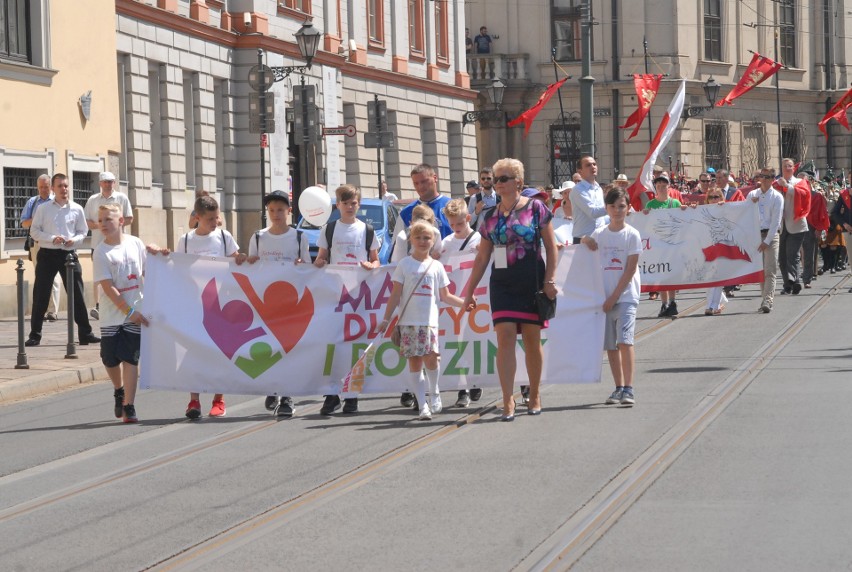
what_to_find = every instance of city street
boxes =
[2,274,852,571]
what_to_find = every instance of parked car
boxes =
[296,197,400,264]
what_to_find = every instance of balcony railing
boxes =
[466,54,530,86]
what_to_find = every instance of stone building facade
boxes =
[465,0,852,186]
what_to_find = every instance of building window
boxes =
[704,121,729,172]
[408,0,424,56]
[3,167,37,240]
[279,0,311,14]
[1,0,30,63]
[742,123,768,177]
[184,74,198,189]
[778,0,796,67]
[704,0,722,61]
[367,0,383,47]
[72,171,97,214]
[435,1,448,63]
[781,124,804,162]
[552,0,585,62]
[148,63,164,187]
[214,79,226,192]
[550,122,581,187]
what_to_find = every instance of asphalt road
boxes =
[2,275,851,571]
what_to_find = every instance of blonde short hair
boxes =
[411,204,436,225]
[492,157,524,182]
[442,198,469,219]
[97,203,122,217]
[409,220,435,241]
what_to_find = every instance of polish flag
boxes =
[626,79,687,211]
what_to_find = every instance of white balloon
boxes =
[299,186,332,226]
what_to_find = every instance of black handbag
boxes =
[533,207,556,321]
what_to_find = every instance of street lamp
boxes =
[269,20,322,81]
[682,76,721,119]
[463,79,506,126]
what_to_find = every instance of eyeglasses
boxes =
[494,175,515,184]
[480,176,492,180]
[758,174,774,179]
[699,179,711,183]
[707,194,723,199]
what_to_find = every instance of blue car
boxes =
[296,197,401,264]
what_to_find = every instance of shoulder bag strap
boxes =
[395,258,435,326]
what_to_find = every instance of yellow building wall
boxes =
[0,1,120,316]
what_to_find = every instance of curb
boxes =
[0,361,106,404]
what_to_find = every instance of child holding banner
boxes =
[177,195,244,419]
[93,204,149,423]
[644,173,687,317]
[440,198,482,408]
[247,190,311,418]
[380,221,473,420]
[315,184,380,415]
[582,188,642,407]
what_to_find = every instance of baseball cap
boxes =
[521,187,549,201]
[466,180,480,190]
[706,167,716,174]
[653,173,670,185]
[263,190,290,206]
[99,171,116,182]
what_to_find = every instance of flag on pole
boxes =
[818,86,852,139]
[619,74,663,141]
[340,342,377,393]
[716,53,782,107]
[507,78,568,137]
[626,79,687,211]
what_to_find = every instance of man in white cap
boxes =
[84,172,134,319]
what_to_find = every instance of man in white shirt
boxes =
[85,172,134,319]
[777,158,809,295]
[570,155,607,244]
[26,173,99,346]
[747,167,784,314]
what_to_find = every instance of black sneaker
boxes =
[520,385,530,405]
[113,387,125,419]
[791,283,802,295]
[663,302,679,317]
[470,388,482,401]
[455,391,471,408]
[400,392,415,408]
[264,395,279,411]
[25,337,40,347]
[122,404,138,423]
[276,397,295,418]
[342,397,359,414]
[320,395,341,415]
[80,334,101,345]
[657,302,668,317]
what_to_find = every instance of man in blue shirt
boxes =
[20,174,61,321]
[399,163,452,238]
[570,155,608,244]
[473,26,493,54]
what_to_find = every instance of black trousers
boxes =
[29,248,92,341]
[778,228,806,287]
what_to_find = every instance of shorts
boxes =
[603,302,636,351]
[398,325,440,358]
[101,327,141,368]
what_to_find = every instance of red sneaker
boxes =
[186,399,202,419]
[209,398,226,417]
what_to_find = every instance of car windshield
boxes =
[300,204,384,230]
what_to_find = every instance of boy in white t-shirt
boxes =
[248,190,310,418]
[581,188,642,407]
[176,195,245,419]
[92,204,149,423]
[440,198,482,408]
[314,185,380,415]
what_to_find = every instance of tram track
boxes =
[516,275,851,571]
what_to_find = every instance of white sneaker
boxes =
[90,307,99,320]
[429,393,442,414]
[418,402,432,420]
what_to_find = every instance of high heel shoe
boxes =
[501,402,515,422]
[528,397,542,415]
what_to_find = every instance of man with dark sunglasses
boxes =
[468,167,500,231]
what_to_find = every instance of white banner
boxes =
[140,248,606,396]
[627,201,764,290]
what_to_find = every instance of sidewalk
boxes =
[0,315,106,404]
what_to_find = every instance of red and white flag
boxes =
[507,78,568,137]
[818,86,852,139]
[716,53,781,107]
[626,79,686,211]
[619,74,663,141]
